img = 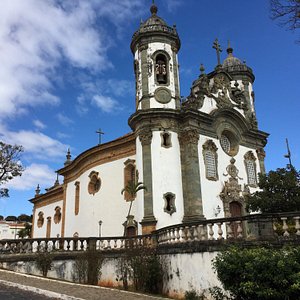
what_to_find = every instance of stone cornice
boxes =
[29,185,64,209]
[57,133,136,184]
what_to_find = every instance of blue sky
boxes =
[0,0,299,217]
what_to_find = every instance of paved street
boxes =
[0,269,167,300]
[0,282,53,300]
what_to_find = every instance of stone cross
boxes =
[212,38,222,66]
[96,128,104,145]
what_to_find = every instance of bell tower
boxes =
[130,3,181,110]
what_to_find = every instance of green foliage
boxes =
[246,167,300,213]
[121,180,147,216]
[17,214,32,222]
[18,222,32,238]
[73,248,104,285]
[213,246,300,300]
[34,247,54,277]
[0,142,24,197]
[184,289,204,300]
[116,245,165,294]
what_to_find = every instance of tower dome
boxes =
[222,42,255,82]
[130,3,180,53]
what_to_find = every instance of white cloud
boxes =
[164,0,183,13]
[56,113,73,126]
[33,119,46,130]
[5,163,56,191]
[0,0,144,121]
[92,95,119,113]
[0,125,68,161]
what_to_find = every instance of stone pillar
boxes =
[172,47,180,109]
[179,129,205,222]
[256,148,266,174]
[139,128,157,234]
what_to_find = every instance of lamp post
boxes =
[98,220,102,237]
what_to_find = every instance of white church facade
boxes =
[30,4,268,239]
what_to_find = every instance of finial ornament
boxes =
[200,63,205,75]
[150,0,158,15]
[35,184,41,196]
[227,39,233,56]
[212,38,222,66]
[64,148,72,166]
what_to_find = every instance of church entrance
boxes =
[229,201,242,238]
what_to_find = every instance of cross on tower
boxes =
[212,38,222,66]
[96,128,104,145]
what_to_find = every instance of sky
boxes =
[0,0,299,217]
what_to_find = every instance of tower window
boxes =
[163,192,176,215]
[203,140,218,181]
[244,151,257,187]
[161,131,172,148]
[155,54,167,84]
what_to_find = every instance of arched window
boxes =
[155,53,168,84]
[123,159,136,201]
[37,212,44,228]
[88,171,101,195]
[244,151,257,187]
[54,206,62,224]
[75,181,80,215]
[202,140,218,181]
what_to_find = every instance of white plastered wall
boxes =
[63,155,136,238]
[151,131,184,229]
[33,200,63,238]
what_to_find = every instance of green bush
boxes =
[34,247,54,277]
[213,246,300,299]
[116,245,165,294]
[184,288,203,300]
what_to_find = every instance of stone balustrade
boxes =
[1,212,300,255]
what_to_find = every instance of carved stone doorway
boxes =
[229,201,242,238]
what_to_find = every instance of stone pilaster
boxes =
[172,49,180,109]
[256,147,266,174]
[139,128,157,233]
[178,128,205,222]
[140,46,150,109]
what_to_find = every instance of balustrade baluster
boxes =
[236,221,243,239]
[208,224,214,240]
[201,225,207,241]
[66,240,71,251]
[294,217,300,236]
[175,227,180,243]
[226,222,233,239]
[186,226,192,242]
[192,225,198,241]
[166,229,170,244]
[217,223,223,240]
[107,239,111,249]
[281,217,289,237]
[169,228,174,243]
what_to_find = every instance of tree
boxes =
[18,222,32,238]
[213,246,300,299]
[270,0,300,41]
[246,167,300,213]
[17,214,32,223]
[121,180,147,217]
[0,142,24,197]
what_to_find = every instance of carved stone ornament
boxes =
[154,87,172,104]
[244,151,256,161]
[202,139,218,152]
[220,159,248,216]
[178,129,199,145]
[256,148,266,160]
[139,129,153,146]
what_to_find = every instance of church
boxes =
[30,3,268,239]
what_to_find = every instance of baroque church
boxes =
[30,3,268,239]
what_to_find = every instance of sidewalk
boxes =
[0,269,168,300]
